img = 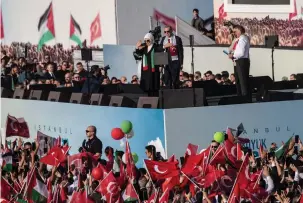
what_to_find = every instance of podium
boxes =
[154,52,169,65]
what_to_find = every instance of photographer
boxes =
[134,33,162,96]
[81,65,104,94]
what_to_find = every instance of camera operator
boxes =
[159,26,184,89]
[134,33,162,96]
[81,65,104,94]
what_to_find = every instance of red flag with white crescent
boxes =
[90,13,102,45]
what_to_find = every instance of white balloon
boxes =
[125,130,134,139]
[122,153,127,164]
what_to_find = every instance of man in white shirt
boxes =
[228,25,251,101]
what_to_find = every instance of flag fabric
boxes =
[70,191,94,203]
[1,152,13,172]
[96,171,119,198]
[1,177,16,199]
[167,154,177,162]
[122,181,139,202]
[0,6,4,39]
[90,13,101,45]
[55,136,61,147]
[39,146,66,166]
[146,190,158,203]
[153,9,176,31]
[70,15,82,47]
[0,198,9,203]
[185,143,198,157]
[37,3,55,51]
[289,0,297,21]
[159,188,169,203]
[23,168,48,203]
[209,145,226,166]
[237,143,244,161]
[144,159,179,180]
[218,3,227,20]
[6,115,30,138]
[228,183,240,203]
[181,153,204,175]
[125,141,137,182]
[275,137,293,159]
[162,176,180,192]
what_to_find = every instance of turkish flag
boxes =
[181,153,204,175]
[185,143,198,158]
[70,191,94,203]
[167,154,176,162]
[153,9,176,31]
[0,6,4,39]
[162,176,179,192]
[90,13,102,45]
[6,115,30,138]
[218,3,227,20]
[144,159,179,180]
[125,141,137,182]
[159,188,169,203]
[97,171,120,198]
[203,169,225,188]
[146,190,159,203]
[209,145,226,166]
[228,183,240,203]
[117,162,127,187]
[40,146,66,166]
[236,155,251,188]
[1,177,15,199]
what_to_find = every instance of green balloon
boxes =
[132,153,139,164]
[121,120,133,134]
[214,132,225,143]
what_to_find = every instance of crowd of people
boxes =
[1,125,303,203]
[215,17,303,47]
[1,51,300,93]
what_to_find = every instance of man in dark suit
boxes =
[160,26,184,88]
[43,63,57,80]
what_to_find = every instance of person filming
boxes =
[134,33,161,96]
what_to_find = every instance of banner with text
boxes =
[164,100,303,159]
[1,98,165,167]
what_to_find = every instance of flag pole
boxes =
[180,171,200,188]
[143,160,157,192]
[227,154,248,203]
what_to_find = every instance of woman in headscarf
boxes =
[134,33,161,95]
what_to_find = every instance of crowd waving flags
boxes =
[1,118,303,202]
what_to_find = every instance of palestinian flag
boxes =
[122,182,139,202]
[70,15,82,47]
[25,168,48,203]
[275,136,293,159]
[1,152,13,172]
[37,3,55,51]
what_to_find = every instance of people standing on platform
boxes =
[160,26,184,89]
[134,33,161,96]
[228,25,251,101]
